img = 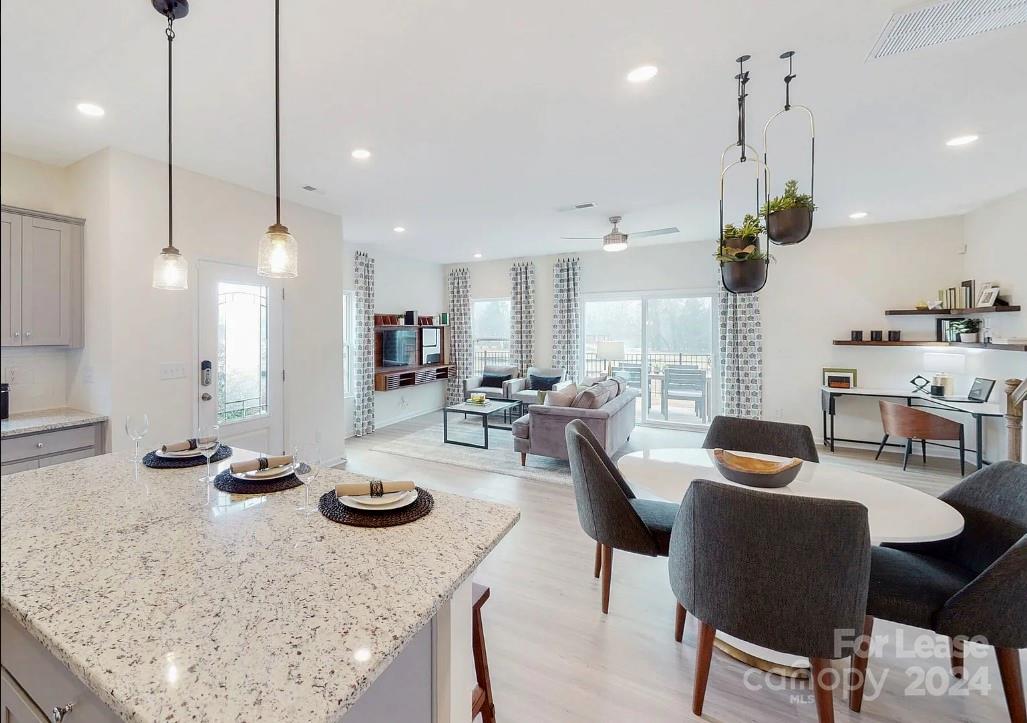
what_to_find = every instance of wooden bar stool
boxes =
[877,401,966,475]
[471,583,496,723]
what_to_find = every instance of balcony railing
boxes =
[584,351,713,381]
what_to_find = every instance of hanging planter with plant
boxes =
[716,214,773,294]
[719,55,769,294]
[762,51,816,246]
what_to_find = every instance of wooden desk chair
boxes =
[471,583,496,723]
[877,401,966,475]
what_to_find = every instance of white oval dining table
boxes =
[616,448,965,676]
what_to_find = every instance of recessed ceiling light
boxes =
[393,226,405,233]
[351,148,371,160]
[945,134,979,147]
[849,211,868,220]
[473,253,483,259]
[627,65,659,83]
[76,102,105,117]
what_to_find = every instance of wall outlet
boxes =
[159,362,188,381]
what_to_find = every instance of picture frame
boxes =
[976,284,1000,307]
[823,368,858,389]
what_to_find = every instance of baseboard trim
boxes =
[346,406,445,439]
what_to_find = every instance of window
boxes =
[343,290,355,397]
[217,281,269,423]
[582,291,717,429]
[471,298,511,373]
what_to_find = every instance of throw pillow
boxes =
[572,385,606,409]
[480,373,511,388]
[597,379,620,399]
[529,374,562,391]
[544,384,577,407]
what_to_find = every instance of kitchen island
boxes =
[0,450,519,722]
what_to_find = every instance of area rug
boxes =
[369,418,574,486]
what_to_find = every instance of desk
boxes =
[617,447,963,676]
[821,386,1003,470]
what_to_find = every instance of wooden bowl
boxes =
[712,448,803,489]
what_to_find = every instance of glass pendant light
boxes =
[258,0,298,278]
[152,1,189,291]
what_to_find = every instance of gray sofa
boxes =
[513,385,637,464]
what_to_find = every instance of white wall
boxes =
[2,150,348,463]
[449,203,1026,462]
[963,189,1027,339]
[344,246,447,432]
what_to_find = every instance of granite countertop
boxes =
[1,407,109,437]
[0,450,520,722]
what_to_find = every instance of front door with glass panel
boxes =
[582,292,717,429]
[197,261,284,454]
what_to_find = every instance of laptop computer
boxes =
[934,377,996,403]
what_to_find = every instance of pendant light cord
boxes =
[166,15,175,250]
[274,0,281,225]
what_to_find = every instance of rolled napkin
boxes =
[336,479,415,498]
[162,436,217,453]
[230,454,294,474]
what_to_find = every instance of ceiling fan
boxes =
[561,216,679,252]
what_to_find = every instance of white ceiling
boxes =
[2,0,1026,263]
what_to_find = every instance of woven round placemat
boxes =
[211,468,303,494]
[142,446,233,469]
[318,488,434,528]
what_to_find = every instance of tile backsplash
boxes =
[1,347,69,413]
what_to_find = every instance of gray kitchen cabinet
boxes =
[1,668,48,723]
[0,422,105,476]
[0,206,83,348]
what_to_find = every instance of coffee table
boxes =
[443,399,522,449]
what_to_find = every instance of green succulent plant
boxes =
[950,318,982,334]
[761,179,816,216]
[722,213,765,241]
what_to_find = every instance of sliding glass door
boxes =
[582,291,717,429]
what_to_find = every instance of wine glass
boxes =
[196,424,221,484]
[125,414,150,464]
[293,442,322,514]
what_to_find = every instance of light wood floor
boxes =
[344,415,1021,722]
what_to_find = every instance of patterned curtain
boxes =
[509,262,535,374]
[551,257,582,382]
[446,267,473,404]
[718,278,763,418]
[353,251,376,436]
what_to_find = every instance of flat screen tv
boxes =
[381,328,417,367]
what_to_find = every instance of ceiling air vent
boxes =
[556,201,598,212]
[867,0,1027,60]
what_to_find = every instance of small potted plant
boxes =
[952,318,982,343]
[716,214,771,293]
[761,178,816,245]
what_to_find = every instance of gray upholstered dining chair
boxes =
[669,479,871,723]
[565,419,680,614]
[849,460,1027,722]
[702,414,820,463]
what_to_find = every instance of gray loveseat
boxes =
[512,385,637,464]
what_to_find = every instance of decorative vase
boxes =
[766,207,813,245]
[721,258,769,294]
[959,332,980,343]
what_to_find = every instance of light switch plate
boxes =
[159,362,187,381]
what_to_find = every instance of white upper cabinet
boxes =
[0,207,83,348]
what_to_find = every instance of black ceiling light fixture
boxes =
[257,0,299,278]
[718,55,769,295]
[762,51,816,245]
[151,0,190,291]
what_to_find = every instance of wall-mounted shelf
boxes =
[833,340,1026,352]
[374,363,454,391]
[884,305,1020,316]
